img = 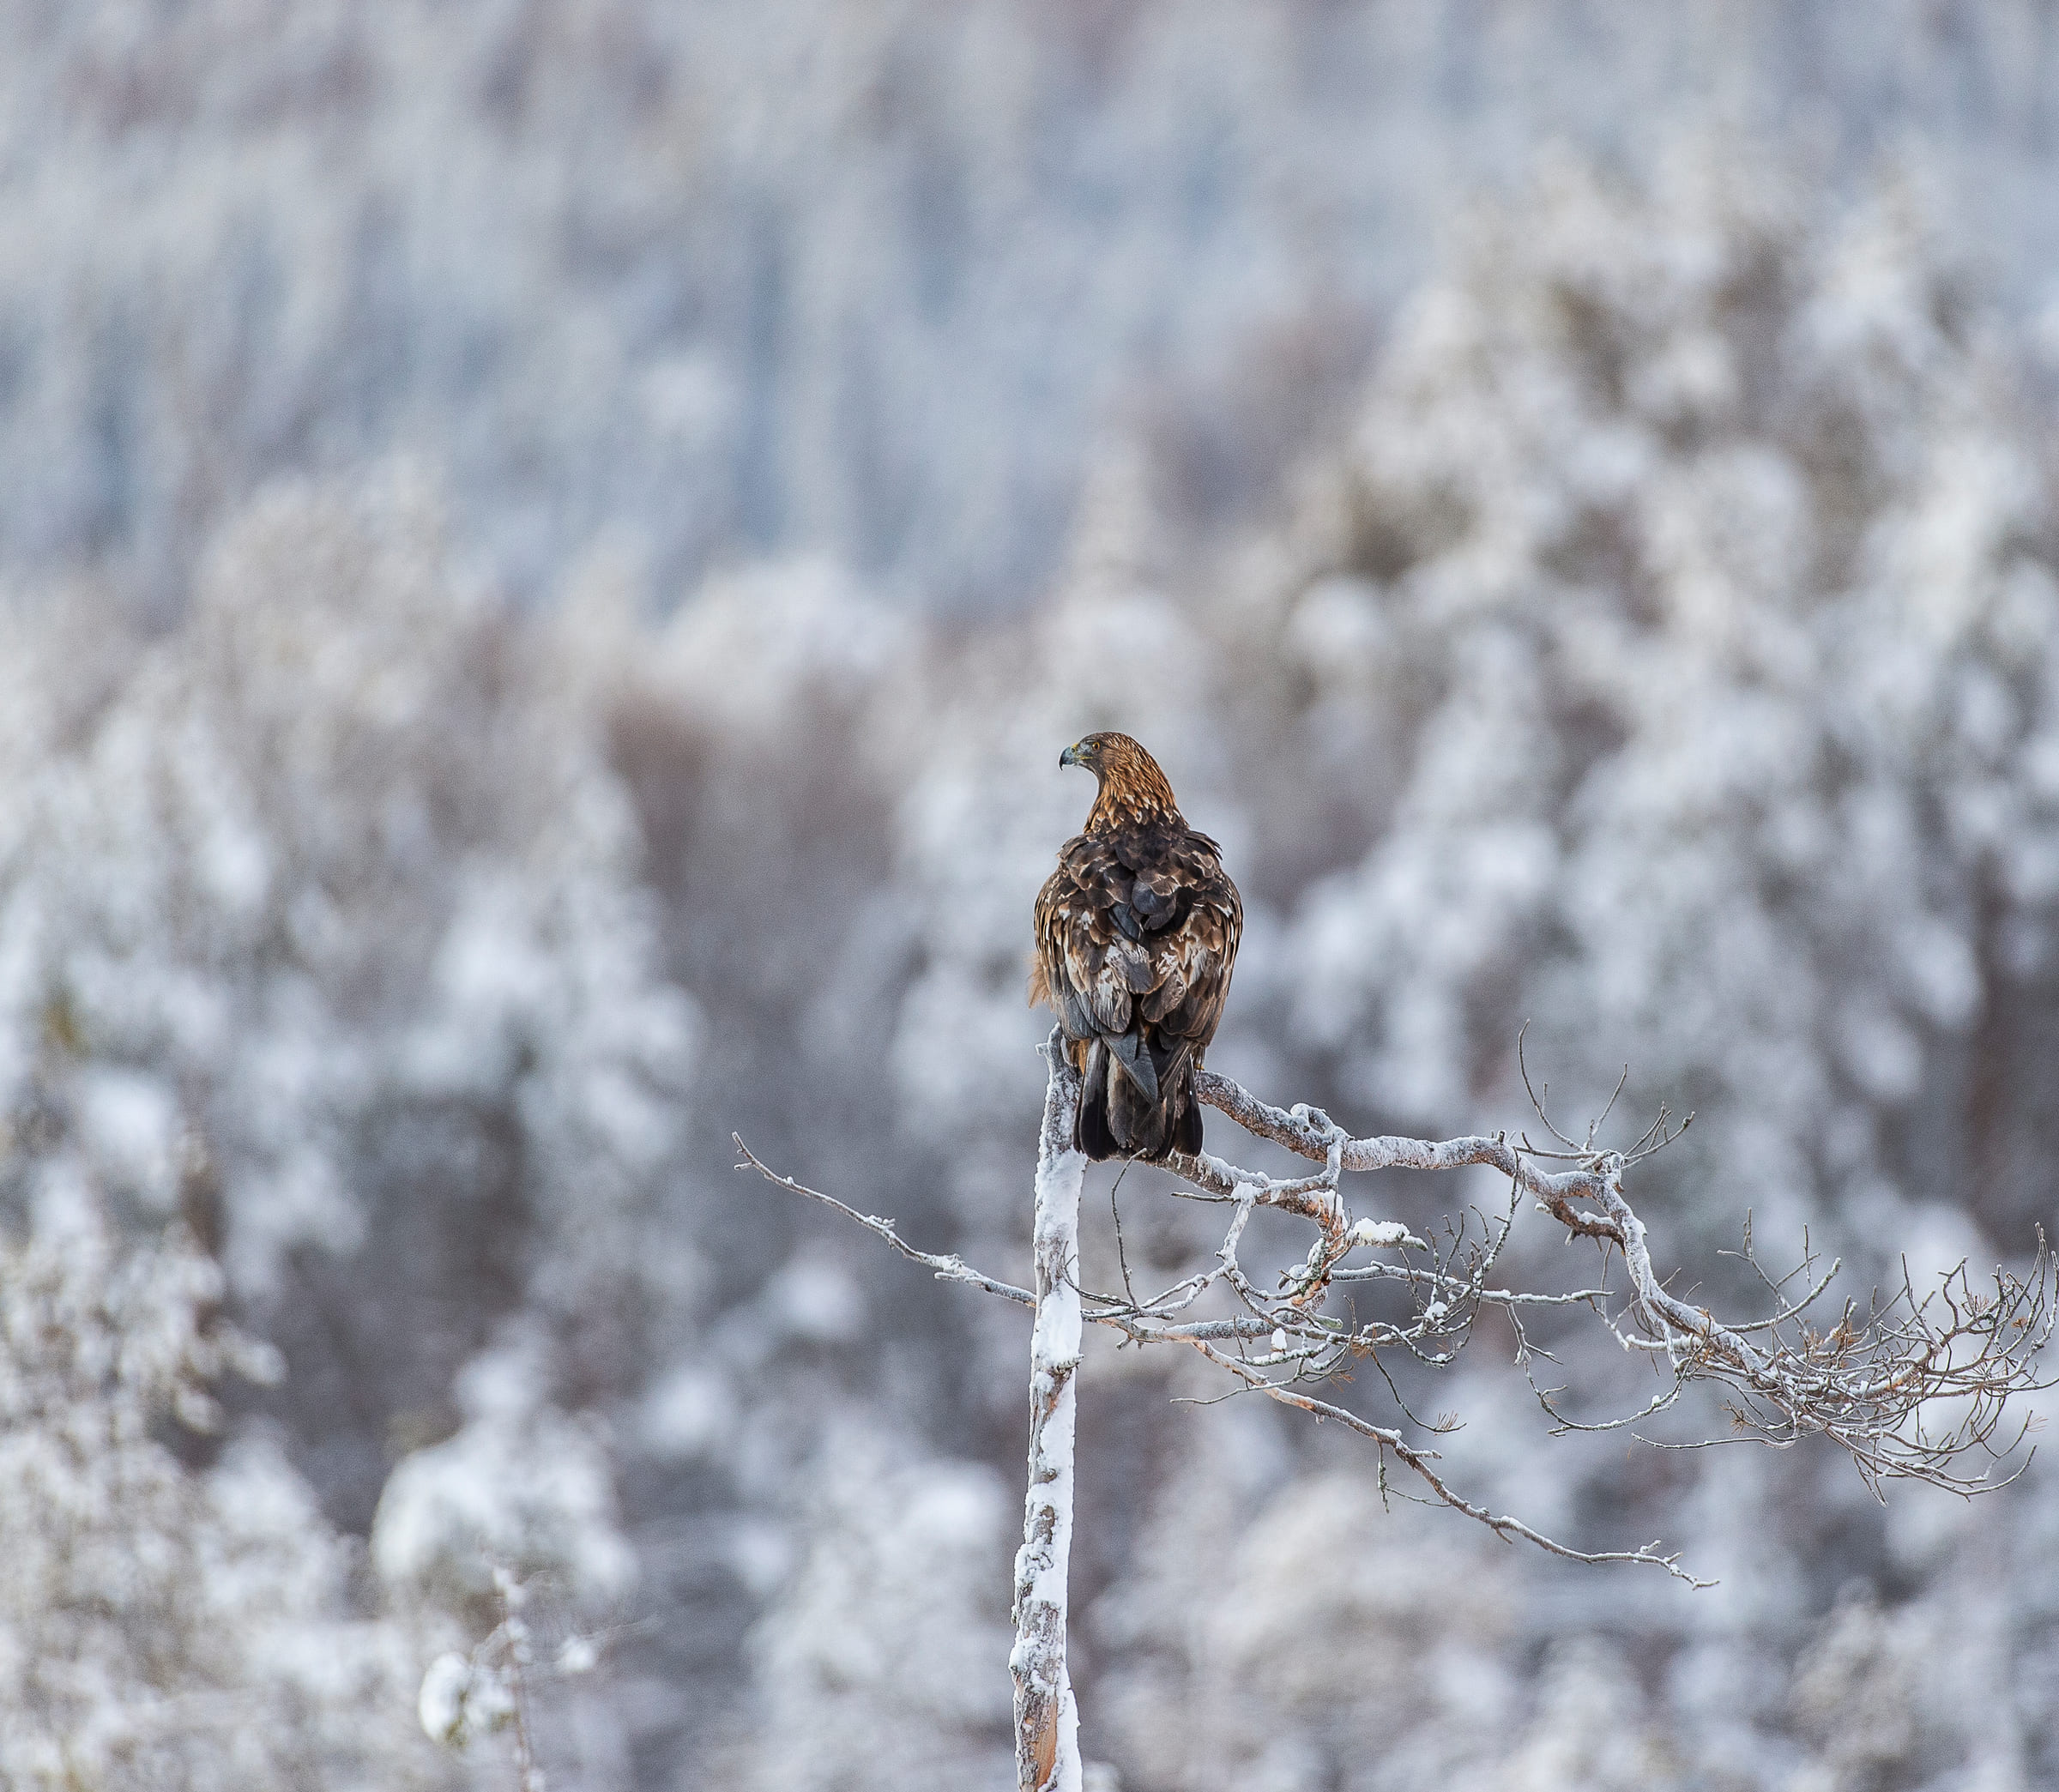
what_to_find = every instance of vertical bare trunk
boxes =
[1011,1036,1084,1792]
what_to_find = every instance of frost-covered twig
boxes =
[1180,1334,1704,1584]
[417,1565,551,1791]
[414,1561,617,1789]
[728,1137,1034,1311]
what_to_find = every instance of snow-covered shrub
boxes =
[746,1436,1014,1792]
[0,1202,436,1790]
[1786,1591,1947,1792]
[372,1329,636,1621]
[375,1330,636,1785]
[1094,1436,1515,1792]
[1470,1637,1682,1792]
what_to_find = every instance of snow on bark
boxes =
[1011,1033,1085,1792]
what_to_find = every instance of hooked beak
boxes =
[1059,743,1080,769]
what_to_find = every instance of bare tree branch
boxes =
[734,1030,2056,1778]
[1183,1065,2056,1496]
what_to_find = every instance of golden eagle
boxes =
[1030,733,1242,1160]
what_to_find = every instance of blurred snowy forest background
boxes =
[10,3,2059,1788]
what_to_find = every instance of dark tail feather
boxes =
[1075,1035,1200,1163]
[1108,1029,1159,1102]
[1077,1041,1120,1160]
[1107,1068,1161,1159]
[1106,1071,1187,1162]
[1136,1060,1201,1161]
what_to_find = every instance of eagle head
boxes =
[1060,732,1182,827]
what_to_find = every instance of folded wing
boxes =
[1031,827,1241,1161]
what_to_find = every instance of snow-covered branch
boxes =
[1183,1065,2056,1498]
[741,1053,2052,1512]
[736,1031,2055,1775]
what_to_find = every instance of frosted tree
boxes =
[746,1435,1014,1792]
[1266,142,2059,1269]
[0,468,697,1312]
[374,1327,640,1790]
[0,1197,437,1790]
[0,468,703,1784]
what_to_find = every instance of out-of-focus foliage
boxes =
[746,1437,1013,1792]
[1274,145,2059,1264]
[372,1327,637,1618]
[0,468,698,1495]
[7,1,2059,612]
[0,1207,435,1789]
[0,473,691,1787]
[9,18,2059,1789]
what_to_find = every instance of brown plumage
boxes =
[1030,733,1242,1161]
